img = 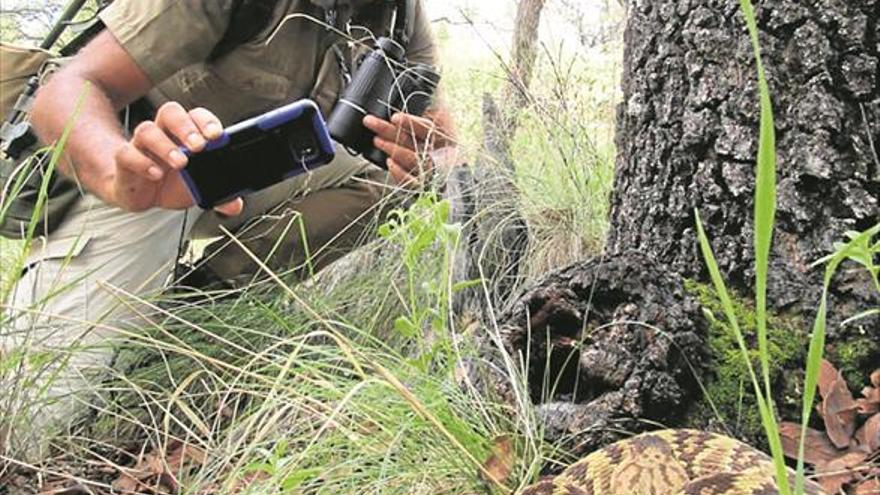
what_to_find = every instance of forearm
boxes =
[31,73,129,204]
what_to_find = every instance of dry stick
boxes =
[218,225,510,492]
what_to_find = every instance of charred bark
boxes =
[488,252,707,456]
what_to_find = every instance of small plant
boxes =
[377,192,465,371]
[695,0,791,491]
[816,226,880,327]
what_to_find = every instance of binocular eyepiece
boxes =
[327,37,441,167]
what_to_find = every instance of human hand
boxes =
[362,110,457,185]
[111,102,243,216]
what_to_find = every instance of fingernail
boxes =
[205,122,221,137]
[391,113,403,124]
[168,149,187,167]
[148,166,163,180]
[187,132,205,149]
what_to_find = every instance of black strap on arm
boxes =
[391,0,414,46]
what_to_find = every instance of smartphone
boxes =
[180,99,335,209]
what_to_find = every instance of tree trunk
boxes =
[608,0,879,320]
[484,0,547,163]
[484,0,879,458]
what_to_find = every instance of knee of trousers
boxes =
[1,205,193,460]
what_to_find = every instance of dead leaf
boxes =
[779,422,840,466]
[815,450,870,494]
[112,441,206,495]
[819,361,859,449]
[854,477,880,495]
[480,435,514,486]
[859,378,880,416]
[854,414,880,453]
[858,397,880,416]
[818,360,841,401]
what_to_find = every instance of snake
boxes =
[518,429,827,495]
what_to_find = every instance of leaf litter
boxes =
[780,360,880,494]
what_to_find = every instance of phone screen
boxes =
[183,107,330,208]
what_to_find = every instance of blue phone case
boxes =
[180,99,335,209]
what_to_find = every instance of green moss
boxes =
[684,280,809,443]
[830,337,880,388]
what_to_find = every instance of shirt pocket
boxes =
[213,58,293,103]
[165,63,294,124]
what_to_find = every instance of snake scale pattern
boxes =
[519,429,827,495]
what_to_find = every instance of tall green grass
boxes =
[439,21,620,275]
[693,0,793,492]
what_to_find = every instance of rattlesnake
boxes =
[519,429,827,495]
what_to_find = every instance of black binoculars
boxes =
[327,37,441,167]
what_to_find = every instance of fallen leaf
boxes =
[858,397,880,416]
[820,361,859,449]
[818,360,841,400]
[859,379,880,415]
[167,441,207,467]
[113,451,164,493]
[854,477,880,495]
[815,450,869,494]
[112,442,205,495]
[854,414,880,453]
[480,435,514,486]
[779,422,840,466]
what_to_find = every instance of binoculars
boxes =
[327,37,441,167]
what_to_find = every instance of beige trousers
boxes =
[1,152,397,461]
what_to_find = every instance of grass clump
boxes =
[70,192,544,494]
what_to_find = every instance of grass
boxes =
[60,194,547,493]
[694,0,792,491]
[437,14,620,276]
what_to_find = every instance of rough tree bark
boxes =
[484,0,879,458]
[608,0,879,318]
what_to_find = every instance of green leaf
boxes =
[281,468,322,490]
[452,279,484,293]
[394,316,419,339]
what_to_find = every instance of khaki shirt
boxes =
[99,0,438,125]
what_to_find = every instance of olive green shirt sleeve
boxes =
[98,0,239,85]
